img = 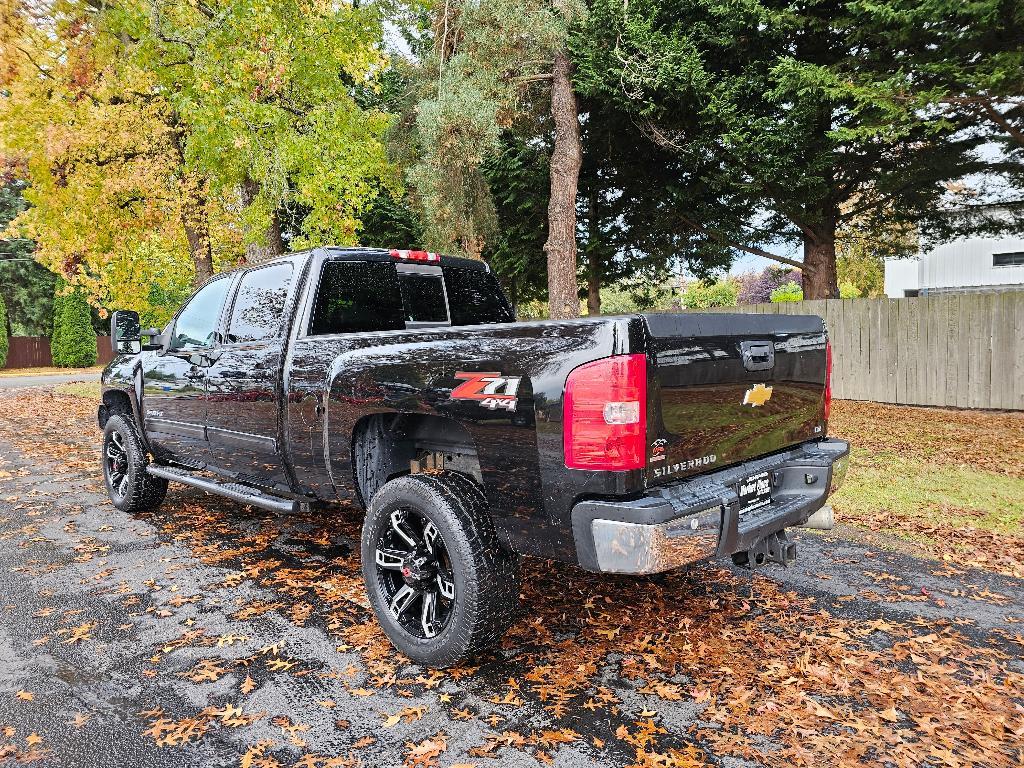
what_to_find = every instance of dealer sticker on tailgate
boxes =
[738,471,772,515]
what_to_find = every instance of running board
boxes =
[146,464,299,514]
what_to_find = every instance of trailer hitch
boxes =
[731,529,796,570]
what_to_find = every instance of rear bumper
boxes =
[571,438,850,574]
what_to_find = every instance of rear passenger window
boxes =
[443,266,515,325]
[399,272,449,324]
[227,262,293,342]
[309,261,404,335]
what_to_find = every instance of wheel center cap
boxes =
[401,554,435,586]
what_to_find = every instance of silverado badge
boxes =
[743,383,773,407]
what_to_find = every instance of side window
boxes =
[443,266,515,325]
[226,262,294,343]
[399,271,449,324]
[309,261,404,335]
[169,277,232,351]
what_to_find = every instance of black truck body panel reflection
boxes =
[100,247,849,571]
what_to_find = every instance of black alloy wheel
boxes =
[374,508,456,640]
[361,473,520,667]
[101,414,167,513]
[105,428,131,500]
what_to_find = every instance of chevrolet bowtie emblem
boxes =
[743,383,773,407]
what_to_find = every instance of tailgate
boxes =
[643,313,827,486]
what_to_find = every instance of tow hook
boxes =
[732,530,797,569]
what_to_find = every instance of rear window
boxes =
[399,272,449,323]
[443,266,514,325]
[309,261,404,335]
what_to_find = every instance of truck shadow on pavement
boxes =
[0,389,1021,767]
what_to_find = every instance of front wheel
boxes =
[102,415,168,513]
[361,472,519,668]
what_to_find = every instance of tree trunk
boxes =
[181,176,213,287]
[168,122,214,288]
[802,224,840,299]
[240,177,285,265]
[586,265,601,315]
[543,47,582,320]
[585,185,601,315]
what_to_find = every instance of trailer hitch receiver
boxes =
[732,529,796,569]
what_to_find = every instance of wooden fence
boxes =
[705,292,1023,411]
[2,335,114,369]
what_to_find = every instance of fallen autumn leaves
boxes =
[0,389,1021,767]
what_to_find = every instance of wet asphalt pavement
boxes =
[0,389,1021,767]
[0,374,100,390]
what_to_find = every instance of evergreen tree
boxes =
[0,172,56,336]
[51,280,97,368]
[573,0,1023,298]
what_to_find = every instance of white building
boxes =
[884,235,1024,297]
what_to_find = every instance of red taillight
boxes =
[564,354,647,471]
[824,340,833,422]
[390,249,440,262]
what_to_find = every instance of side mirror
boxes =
[111,310,142,356]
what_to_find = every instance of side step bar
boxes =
[146,464,299,514]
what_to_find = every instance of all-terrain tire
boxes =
[102,414,168,513]
[361,472,520,668]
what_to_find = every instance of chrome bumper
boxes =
[571,438,850,574]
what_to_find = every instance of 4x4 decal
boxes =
[451,371,522,412]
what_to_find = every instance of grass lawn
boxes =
[828,400,1024,576]
[54,381,103,399]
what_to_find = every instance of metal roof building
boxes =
[884,234,1024,297]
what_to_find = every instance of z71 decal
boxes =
[451,371,523,412]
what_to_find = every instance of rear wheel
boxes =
[102,415,167,513]
[361,472,519,667]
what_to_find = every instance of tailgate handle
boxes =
[740,340,775,371]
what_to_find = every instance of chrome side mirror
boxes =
[111,310,142,356]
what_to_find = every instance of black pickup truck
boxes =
[99,247,849,666]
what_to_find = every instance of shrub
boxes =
[770,281,803,302]
[51,279,97,368]
[0,296,8,368]
[839,281,861,299]
[682,279,738,309]
[738,266,802,304]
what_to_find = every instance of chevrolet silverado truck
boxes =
[99,247,849,666]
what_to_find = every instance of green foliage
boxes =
[578,105,733,311]
[682,280,738,309]
[839,282,861,299]
[599,280,675,315]
[771,282,803,303]
[0,295,8,367]
[481,136,551,308]
[401,0,567,256]
[141,0,397,250]
[571,0,1023,293]
[835,217,913,298]
[358,191,425,251]
[51,280,97,368]
[2,0,395,317]
[0,173,56,335]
